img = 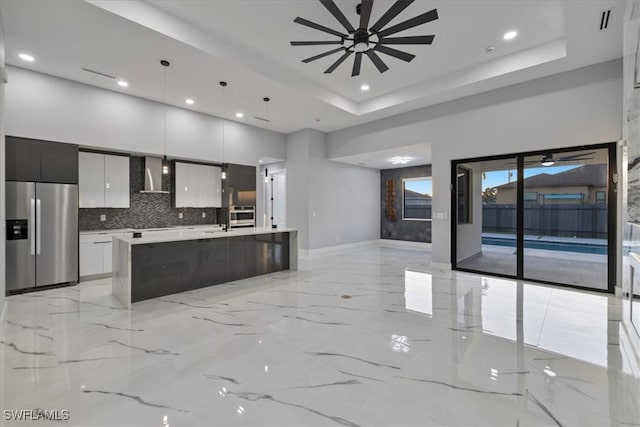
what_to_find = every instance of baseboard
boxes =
[378,239,431,250]
[457,250,483,264]
[80,272,112,282]
[430,261,452,271]
[299,239,380,257]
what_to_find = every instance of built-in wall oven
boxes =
[229,206,255,228]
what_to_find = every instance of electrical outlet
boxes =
[179,212,184,219]
[100,214,106,222]
[202,212,206,219]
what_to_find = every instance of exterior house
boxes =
[494,164,607,205]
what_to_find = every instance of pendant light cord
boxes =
[221,84,225,165]
[163,64,167,158]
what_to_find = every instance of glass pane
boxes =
[403,178,432,220]
[456,157,518,277]
[522,148,609,290]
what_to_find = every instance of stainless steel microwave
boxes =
[229,206,255,228]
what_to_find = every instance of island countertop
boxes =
[112,227,298,308]
[112,226,298,245]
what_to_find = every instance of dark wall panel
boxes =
[380,165,432,243]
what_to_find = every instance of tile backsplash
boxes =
[79,156,220,231]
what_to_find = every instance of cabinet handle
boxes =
[94,241,112,244]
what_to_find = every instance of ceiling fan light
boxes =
[354,41,369,52]
[541,158,555,167]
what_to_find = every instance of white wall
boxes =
[328,59,622,267]
[5,66,286,165]
[0,10,5,320]
[286,129,379,251]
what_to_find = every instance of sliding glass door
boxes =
[452,143,616,293]
[455,157,519,277]
[522,148,610,290]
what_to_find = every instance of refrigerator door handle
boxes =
[36,198,42,255]
[30,198,36,255]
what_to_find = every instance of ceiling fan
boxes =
[507,152,597,167]
[290,0,438,77]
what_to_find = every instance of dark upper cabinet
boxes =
[6,136,78,184]
[40,141,78,183]
[222,164,257,207]
[6,137,41,182]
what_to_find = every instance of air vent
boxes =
[254,116,271,122]
[81,67,116,80]
[600,8,612,30]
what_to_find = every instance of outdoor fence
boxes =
[482,204,608,238]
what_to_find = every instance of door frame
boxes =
[450,142,617,294]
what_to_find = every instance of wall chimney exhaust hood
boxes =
[141,156,169,193]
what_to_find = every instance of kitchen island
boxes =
[112,227,297,308]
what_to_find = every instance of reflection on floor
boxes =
[458,244,608,289]
[1,246,638,426]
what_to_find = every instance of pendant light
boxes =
[161,59,170,174]
[220,81,228,180]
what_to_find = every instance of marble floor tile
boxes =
[1,246,639,426]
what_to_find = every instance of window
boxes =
[403,177,432,220]
[595,191,606,204]
[524,192,538,203]
[542,193,585,200]
[457,167,471,224]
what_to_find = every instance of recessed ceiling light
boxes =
[391,156,411,165]
[18,53,35,62]
[360,84,370,91]
[503,31,518,40]
[259,160,263,163]
[185,98,194,105]
[235,112,244,118]
[117,80,128,87]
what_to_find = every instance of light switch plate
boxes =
[179,212,184,219]
[100,214,106,222]
[202,212,206,218]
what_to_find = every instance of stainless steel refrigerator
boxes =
[6,182,78,292]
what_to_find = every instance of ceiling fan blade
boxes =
[557,152,596,161]
[320,0,355,33]
[293,17,346,38]
[559,157,595,162]
[325,50,353,74]
[377,8,438,38]
[352,51,363,77]
[302,47,346,63]
[379,35,435,45]
[365,50,389,73]
[291,40,344,46]
[360,0,374,30]
[289,40,342,46]
[370,0,414,32]
[373,44,415,62]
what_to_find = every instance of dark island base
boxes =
[130,232,290,302]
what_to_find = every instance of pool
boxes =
[482,236,607,255]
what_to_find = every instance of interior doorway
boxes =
[266,171,286,228]
[451,143,616,293]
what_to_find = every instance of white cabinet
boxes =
[79,232,126,278]
[79,152,105,208]
[79,152,129,208]
[175,162,190,207]
[104,155,130,208]
[174,162,221,208]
